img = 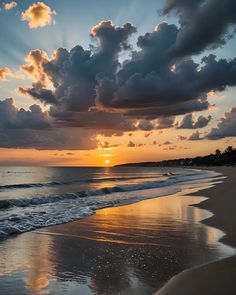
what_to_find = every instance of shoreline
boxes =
[156,166,236,295]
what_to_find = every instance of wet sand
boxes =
[157,167,236,295]
[0,171,235,295]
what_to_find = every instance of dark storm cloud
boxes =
[0,98,97,150]
[0,128,96,150]
[12,16,236,149]
[207,108,236,139]
[177,113,212,129]
[136,120,154,131]
[0,98,51,129]
[22,21,137,111]
[49,107,137,132]
[19,83,56,105]
[136,116,175,131]
[156,116,175,129]
[124,99,210,118]
[96,53,236,116]
[0,97,97,150]
[161,0,236,57]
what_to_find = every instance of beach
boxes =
[0,167,235,294]
[157,166,236,295]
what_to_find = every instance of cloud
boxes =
[177,114,212,129]
[136,116,175,131]
[144,132,152,138]
[49,107,137,132]
[21,2,56,29]
[0,98,51,129]
[189,131,202,141]
[96,52,236,117]
[21,21,136,110]
[98,141,120,149]
[159,141,172,146]
[20,50,50,86]
[207,108,236,139]
[163,141,172,145]
[19,22,140,132]
[20,21,236,123]
[7,18,236,151]
[161,0,236,57]
[0,98,96,150]
[177,135,187,141]
[4,1,17,10]
[0,128,96,150]
[0,67,25,81]
[90,20,137,54]
[127,140,135,147]
[136,120,154,131]
[156,116,175,129]
[0,67,12,81]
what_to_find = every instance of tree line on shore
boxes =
[116,146,236,167]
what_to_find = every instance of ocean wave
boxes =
[0,172,202,209]
[0,169,221,239]
[0,175,160,191]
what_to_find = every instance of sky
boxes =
[0,0,236,166]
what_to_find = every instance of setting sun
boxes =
[104,159,110,165]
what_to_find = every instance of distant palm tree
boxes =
[215,149,221,156]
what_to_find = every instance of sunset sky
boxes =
[0,0,236,166]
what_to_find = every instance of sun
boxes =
[104,159,110,165]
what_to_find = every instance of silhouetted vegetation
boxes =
[116,146,236,167]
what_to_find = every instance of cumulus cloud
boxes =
[4,1,17,10]
[20,50,50,86]
[21,2,56,29]
[20,21,236,123]
[161,0,236,57]
[0,67,12,81]
[136,120,154,131]
[0,98,97,150]
[207,108,236,139]
[189,131,202,141]
[6,17,236,150]
[156,116,175,129]
[21,21,136,110]
[136,116,175,131]
[177,114,212,129]
[96,51,236,116]
[0,98,51,129]
[0,98,98,150]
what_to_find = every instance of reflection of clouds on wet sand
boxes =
[24,235,53,294]
[0,190,234,295]
[0,233,54,294]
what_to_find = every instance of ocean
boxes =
[0,166,224,238]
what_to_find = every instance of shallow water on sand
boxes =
[0,185,235,295]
